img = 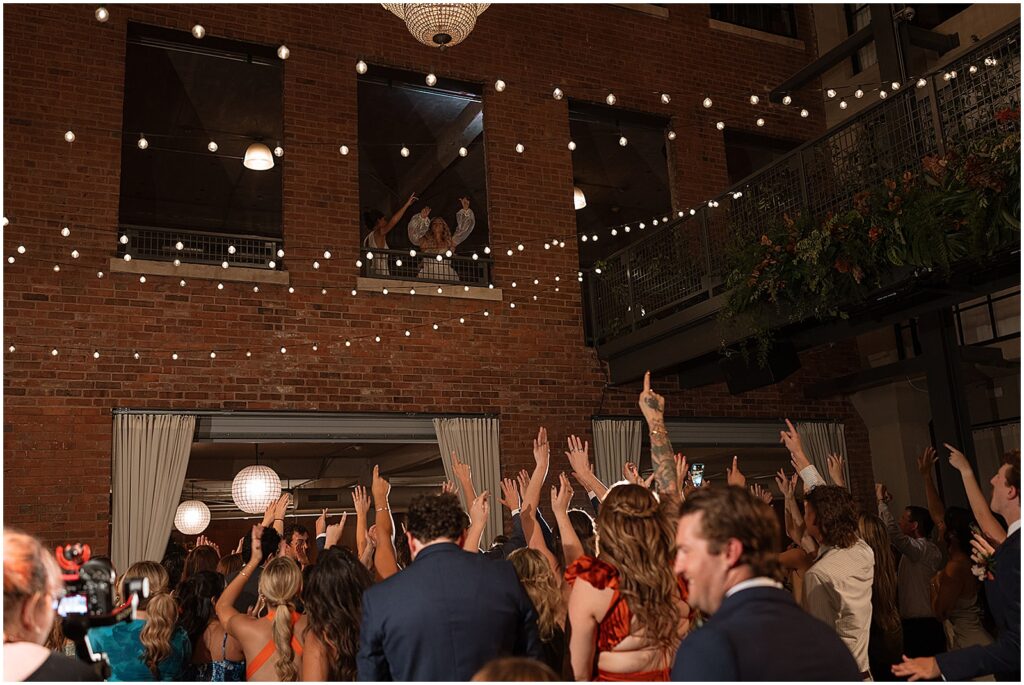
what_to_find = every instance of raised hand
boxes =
[499,477,521,511]
[352,485,371,518]
[750,483,773,505]
[944,443,971,474]
[775,468,796,499]
[565,434,591,472]
[623,461,642,485]
[469,490,490,524]
[441,479,458,496]
[970,530,997,564]
[250,524,265,563]
[407,193,418,206]
[780,419,810,470]
[875,482,892,503]
[516,469,530,498]
[371,465,391,503]
[366,524,379,547]
[638,370,665,424]
[325,513,348,549]
[234,536,245,554]
[315,508,329,537]
[419,206,431,218]
[914,446,936,478]
[459,196,470,210]
[196,535,220,557]
[451,451,473,484]
[674,454,688,495]
[551,472,574,515]
[827,453,847,488]
[533,427,550,467]
[726,456,746,488]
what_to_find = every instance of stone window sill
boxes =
[109,258,290,285]
[356,276,502,301]
[708,19,805,50]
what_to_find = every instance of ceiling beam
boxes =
[395,102,482,204]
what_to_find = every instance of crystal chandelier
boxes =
[382,3,490,49]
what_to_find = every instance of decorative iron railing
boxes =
[358,247,494,287]
[118,225,283,269]
[587,23,1020,345]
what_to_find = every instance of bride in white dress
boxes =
[407,197,475,282]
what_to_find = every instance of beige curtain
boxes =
[111,414,195,572]
[433,417,502,542]
[797,421,850,487]
[591,419,643,488]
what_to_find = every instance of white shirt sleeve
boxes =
[450,208,475,247]
[799,464,828,491]
[408,214,430,246]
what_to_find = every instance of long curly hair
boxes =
[595,484,681,652]
[259,557,303,682]
[301,547,373,680]
[175,570,224,650]
[508,548,565,643]
[122,561,177,679]
[857,513,901,633]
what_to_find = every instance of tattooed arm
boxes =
[639,371,679,502]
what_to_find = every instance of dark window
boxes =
[845,4,878,74]
[118,23,283,267]
[357,67,490,285]
[568,101,671,268]
[710,4,798,39]
[723,130,800,186]
[912,4,972,30]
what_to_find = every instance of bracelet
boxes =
[239,569,249,578]
[649,429,667,436]
[376,506,390,512]
[273,518,284,521]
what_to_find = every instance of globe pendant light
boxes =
[174,500,211,535]
[243,142,275,171]
[381,3,490,49]
[232,464,282,514]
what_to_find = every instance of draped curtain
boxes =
[111,414,195,572]
[797,421,849,486]
[591,419,643,489]
[433,417,502,542]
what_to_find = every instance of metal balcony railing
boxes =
[359,247,494,287]
[587,22,1021,346]
[118,225,283,270]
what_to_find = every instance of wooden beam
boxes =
[396,102,482,202]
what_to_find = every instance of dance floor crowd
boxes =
[4,375,1020,682]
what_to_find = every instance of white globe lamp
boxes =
[173,500,211,535]
[231,465,282,514]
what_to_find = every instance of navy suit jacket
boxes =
[936,528,1020,681]
[356,542,543,681]
[672,585,860,681]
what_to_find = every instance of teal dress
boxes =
[87,619,191,681]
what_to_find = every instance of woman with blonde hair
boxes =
[858,512,903,681]
[86,560,191,680]
[216,525,306,681]
[508,547,570,678]
[566,483,690,681]
[3,528,101,681]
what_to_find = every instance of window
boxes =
[912,4,972,30]
[723,130,801,185]
[710,4,798,39]
[955,287,1020,346]
[845,4,878,74]
[118,23,283,268]
[569,101,671,268]
[357,67,490,285]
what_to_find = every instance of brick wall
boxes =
[3,4,873,553]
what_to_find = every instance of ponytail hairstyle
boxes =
[259,556,303,682]
[595,483,681,652]
[121,561,176,679]
[508,548,565,643]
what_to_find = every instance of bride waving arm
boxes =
[450,197,475,247]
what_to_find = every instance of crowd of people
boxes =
[4,373,1020,682]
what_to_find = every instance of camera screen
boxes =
[57,594,88,617]
[689,463,705,488]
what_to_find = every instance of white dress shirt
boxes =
[725,577,784,598]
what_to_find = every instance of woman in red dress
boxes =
[566,483,690,681]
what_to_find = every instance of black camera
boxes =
[55,543,148,676]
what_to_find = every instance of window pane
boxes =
[959,304,994,344]
[710,4,798,38]
[994,292,1020,338]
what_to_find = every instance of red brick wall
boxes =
[4,4,872,553]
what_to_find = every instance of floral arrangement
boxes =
[720,109,1020,361]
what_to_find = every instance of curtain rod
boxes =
[590,414,845,423]
[112,408,496,419]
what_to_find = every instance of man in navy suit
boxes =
[894,451,1020,682]
[357,492,543,681]
[672,486,860,681]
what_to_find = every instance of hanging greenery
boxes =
[720,109,1021,360]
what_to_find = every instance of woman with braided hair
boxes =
[216,525,307,681]
[565,483,690,681]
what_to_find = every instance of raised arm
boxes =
[520,501,560,573]
[407,207,431,246]
[639,371,679,501]
[827,454,848,490]
[371,465,399,579]
[451,451,478,507]
[946,444,1007,544]
[917,447,947,539]
[352,485,371,558]
[781,419,827,491]
[450,197,475,247]
[462,491,490,552]
[379,193,417,238]
[551,472,585,567]
[325,513,348,550]
[565,435,608,500]
[217,525,262,630]
[522,427,551,513]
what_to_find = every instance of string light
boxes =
[191,24,206,39]
[826,89,837,98]
[277,249,285,258]
[120,235,130,245]
[97,271,104,278]
[61,226,71,237]
[174,240,183,249]
[716,121,725,131]
[51,349,59,356]
[356,60,368,74]
[228,245,236,254]
[208,141,218,152]
[459,146,468,157]
[661,93,671,104]
[53,264,61,272]
[891,81,901,90]
[123,253,131,261]
[854,89,864,98]
[133,351,140,360]
[95,6,109,22]
[494,79,506,91]
[879,90,888,100]
[917,78,928,88]
[782,95,792,105]
[667,130,676,140]
[400,145,410,157]
[137,134,148,149]
[618,135,628,146]
[515,143,525,154]
[425,73,437,86]
[606,93,616,105]
[179,279,186,286]
[839,100,848,110]
[969,65,978,74]
[552,87,564,100]
[567,140,576,150]
[64,130,76,143]
[274,146,284,157]
[277,45,290,60]
[172,353,178,360]
[173,259,181,266]
[756,118,765,127]
[71,250,79,259]
[340,145,350,155]
[280,346,286,354]
[702,97,712,108]
[749,95,760,104]
[800,109,809,117]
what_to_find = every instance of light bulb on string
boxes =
[553,87,564,100]
[95,6,109,22]
[64,130,76,143]
[71,250,79,259]
[879,90,888,99]
[716,121,725,131]
[274,146,284,157]
[494,79,506,91]
[891,81,900,90]
[61,226,71,237]
[702,97,712,108]
[400,145,410,157]
[661,93,671,104]
[917,78,928,88]
[618,135,628,147]
[782,95,792,105]
[667,130,676,140]
[277,45,290,60]
[133,351,140,360]
[839,100,848,109]
[425,73,437,86]
[356,60,368,74]
[123,254,131,261]
[277,249,285,258]
[228,245,236,254]
[515,143,525,154]
[800,109,809,117]
[459,146,468,157]
[568,140,576,150]
[340,145,350,155]
[208,141,218,152]
[854,89,864,98]
[174,240,183,249]
[137,134,148,149]
[756,118,765,127]
[969,65,978,74]
[268,260,276,268]
[749,95,760,105]
[606,93,616,105]
[51,349,59,356]
[191,24,205,39]
[826,89,837,98]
